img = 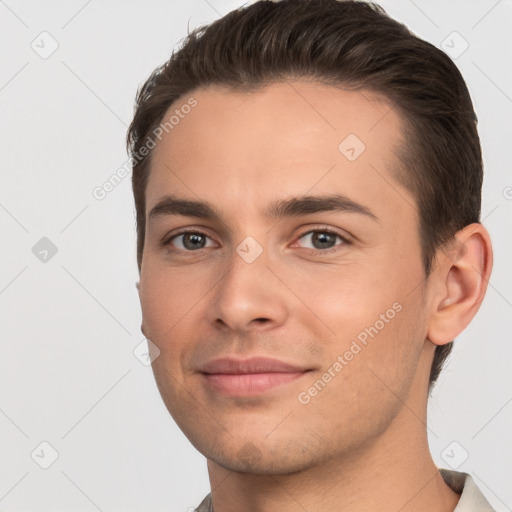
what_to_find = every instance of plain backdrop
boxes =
[1,0,511,511]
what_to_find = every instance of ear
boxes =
[427,223,493,346]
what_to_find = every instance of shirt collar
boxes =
[440,469,495,511]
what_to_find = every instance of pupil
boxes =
[313,232,335,249]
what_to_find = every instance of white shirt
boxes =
[194,469,496,511]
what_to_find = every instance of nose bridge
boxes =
[210,238,287,331]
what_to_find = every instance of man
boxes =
[127,0,494,510]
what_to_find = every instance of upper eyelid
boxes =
[298,227,348,239]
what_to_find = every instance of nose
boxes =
[209,245,288,333]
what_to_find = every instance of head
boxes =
[127,0,491,474]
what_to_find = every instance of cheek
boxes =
[139,273,198,409]
[139,261,221,388]
[288,261,396,335]
[295,289,426,440]
[139,281,188,384]
[294,254,426,383]
[139,261,207,340]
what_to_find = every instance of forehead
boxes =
[146,80,413,221]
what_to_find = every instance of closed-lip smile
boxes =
[199,356,312,396]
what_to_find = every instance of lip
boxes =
[199,356,311,397]
[200,356,308,374]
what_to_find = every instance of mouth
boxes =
[199,356,313,397]
[201,371,310,396]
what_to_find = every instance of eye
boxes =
[295,228,349,251]
[163,230,216,251]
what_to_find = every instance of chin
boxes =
[208,446,317,476]
[195,431,330,476]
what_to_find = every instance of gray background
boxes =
[1,0,511,510]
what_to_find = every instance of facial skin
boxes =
[137,81,492,511]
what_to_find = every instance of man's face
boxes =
[138,81,432,473]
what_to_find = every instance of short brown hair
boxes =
[126,0,483,390]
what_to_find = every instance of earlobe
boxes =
[427,223,493,346]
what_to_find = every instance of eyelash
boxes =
[291,226,350,251]
[161,226,351,253]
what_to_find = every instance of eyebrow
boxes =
[148,193,379,223]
